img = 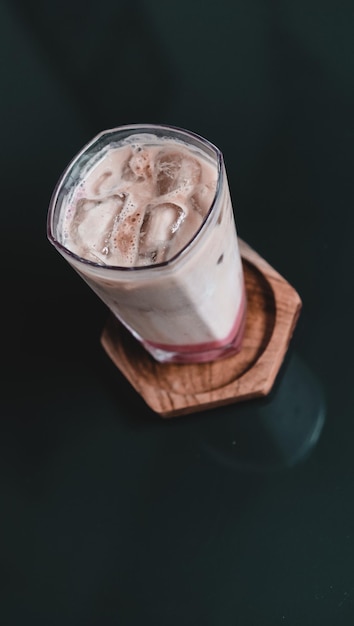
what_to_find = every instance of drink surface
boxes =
[61,135,217,267]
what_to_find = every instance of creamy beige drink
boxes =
[48,125,246,363]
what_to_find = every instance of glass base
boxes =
[142,295,247,364]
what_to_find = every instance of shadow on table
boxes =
[195,351,326,473]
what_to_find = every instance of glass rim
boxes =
[47,123,224,272]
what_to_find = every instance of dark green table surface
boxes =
[2,1,354,624]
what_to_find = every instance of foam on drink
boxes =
[61,135,217,267]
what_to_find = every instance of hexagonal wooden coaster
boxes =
[101,239,302,418]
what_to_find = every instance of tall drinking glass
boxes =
[47,124,246,363]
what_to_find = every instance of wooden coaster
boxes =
[101,239,302,418]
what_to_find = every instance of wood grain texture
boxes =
[101,239,302,417]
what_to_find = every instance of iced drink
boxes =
[47,124,246,363]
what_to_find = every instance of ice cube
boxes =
[155,149,201,196]
[154,151,182,196]
[138,202,186,264]
[190,181,217,216]
[69,196,124,263]
[122,148,153,182]
[177,152,201,191]
[166,202,204,259]
[83,146,131,198]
